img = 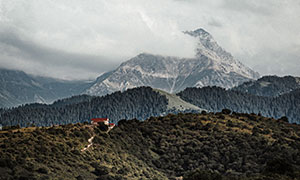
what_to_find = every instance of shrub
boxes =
[278,116,289,123]
[93,166,110,176]
[118,119,127,126]
[183,168,222,180]
[98,123,109,132]
[221,109,231,115]
[37,167,49,174]
[218,115,225,120]
[71,149,81,155]
[263,158,294,175]
[201,111,207,115]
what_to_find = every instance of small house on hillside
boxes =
[91,118,109,125]
[91,118,115,130]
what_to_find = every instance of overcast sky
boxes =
[0,0,299,80]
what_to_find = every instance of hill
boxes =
[2,85,300,127]
[232,76,300,97]
[178,86,300,123]
[1,112,300,179]
[0,87,201,127]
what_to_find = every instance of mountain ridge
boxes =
[232,75,300,97]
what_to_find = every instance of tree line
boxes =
[178,86,300,123]
[0,87,168,127]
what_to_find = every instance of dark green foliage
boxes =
[232,76,300,97]
[263,158,294,175]
[222,109,231,115]
[0,87,168,127]
[98,123,109,132]
[178,87,300,123]
[37,167,49,174]
[278,116,289,123]
[93,166,110,176]
[184,169,222,180]
[1,113,300,179]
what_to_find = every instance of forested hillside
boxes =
[178,87,300,123]
[232,76,300,97]
[1,85,300,127]
[1,112,300,179]
[0,87,168,127]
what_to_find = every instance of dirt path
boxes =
[81,135,95,152]
[81,124,115,152]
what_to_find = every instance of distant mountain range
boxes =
[0,68,92,108]
[1,84,300,127]
[85,28,259,96]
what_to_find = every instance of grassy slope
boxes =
[154,89,203,112]
[1,112,300,180]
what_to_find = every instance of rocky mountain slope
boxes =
[85,28,259,96]
[232,75,300,97]
[1,112,300,179]
[0,68,92,108]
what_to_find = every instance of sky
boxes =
[0,0,299,80]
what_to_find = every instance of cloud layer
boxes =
[0,0,299,80]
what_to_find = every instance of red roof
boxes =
[91,118,109,122]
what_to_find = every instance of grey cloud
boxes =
[0,30,118,80]
[207,19,223,28]
[220,0,275,15]
[250,50,300,77]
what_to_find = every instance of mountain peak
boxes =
[183,28,212,39]
[84,28,259,96]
